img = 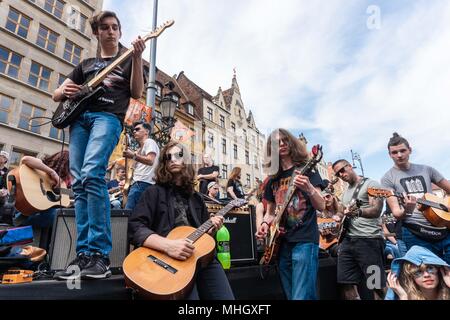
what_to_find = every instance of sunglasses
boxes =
[132,127,141,132]
[412,266,438,278]
[335,164,349,177]
[164,150,184,161]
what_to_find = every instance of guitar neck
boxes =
[186,202,236,243]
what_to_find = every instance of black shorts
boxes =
[337,237,386,288]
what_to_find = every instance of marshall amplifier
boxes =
[206,203,258,266]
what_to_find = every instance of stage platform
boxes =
[0,257,338,300]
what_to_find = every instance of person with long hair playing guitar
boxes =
[52,11,146,280]
[128,141,234,300]
[256,129,325,300]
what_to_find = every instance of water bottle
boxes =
[216,225,231,269]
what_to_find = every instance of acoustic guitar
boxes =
[259,145,323,265]
[7,164,72,216]
[122,198,247,300]
[317,216,339,250]
[367,188,450,229]
[51,20,174,129]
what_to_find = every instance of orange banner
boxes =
[124,98,152,127]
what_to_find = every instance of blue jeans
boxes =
[402,227,450,264]
[278,241,319,300]
[125,181,152,211]
[69,111,122,257]
[14,208,56,228]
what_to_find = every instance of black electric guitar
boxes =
[259,145,323,265]
[51,20,174,129]
[337,199,363,243]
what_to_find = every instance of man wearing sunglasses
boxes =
[123,121,159,211]
[381,133,450,264]
[332,159,385,300]
[128,141,234,299]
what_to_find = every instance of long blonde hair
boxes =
[399,262,450,300]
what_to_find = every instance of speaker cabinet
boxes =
[49,209,130,273]
[222,205,258,266]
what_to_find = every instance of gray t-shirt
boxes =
[381,163,445,229]
[342,178,383,238]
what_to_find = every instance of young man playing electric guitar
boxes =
[256,129,325,300]
[128,141,234,299]
[332,159,385,300]
[52,11,146,280]
[381,133,450,264]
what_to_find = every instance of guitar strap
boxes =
[350,177,368,204]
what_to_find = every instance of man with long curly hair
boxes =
[128,141,234,299]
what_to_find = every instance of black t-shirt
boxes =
[227,179,245,199]
[264,166,323,244]
[68,54,144,123]
[173,187,195,227]
[0,167,8,190]
[198,165,219,194]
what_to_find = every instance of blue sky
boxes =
[103,0,450,182]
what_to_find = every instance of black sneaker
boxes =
[80,252,112,279]
[53,252,90,280]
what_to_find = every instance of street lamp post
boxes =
[351,149,365,177]
[151,82,177,147]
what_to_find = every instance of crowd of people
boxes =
[0,10,449,301]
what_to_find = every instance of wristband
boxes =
[132,152,137,160]
[261,221,270,227]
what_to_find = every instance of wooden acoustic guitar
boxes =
[7,164,72,216]
[51,20,174,129]
[259,144,323,265]
[318,216,339,250]
[367,188,450,229]
[122,198,247,300]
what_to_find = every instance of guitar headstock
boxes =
[311,144,323,163]
[143,20,175,41]
[367,188,394,199]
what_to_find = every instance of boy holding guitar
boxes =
[332,159,385,300]
[381,133,450,264]
[256,129,325,300]
[127,141,234,299]
[52,11,146,280]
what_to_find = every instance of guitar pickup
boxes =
[148,255,177,274]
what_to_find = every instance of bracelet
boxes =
[261,221,270,227]
[132,152,137,160]
[357,208,363,218]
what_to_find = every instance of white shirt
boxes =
[132,138,159,184]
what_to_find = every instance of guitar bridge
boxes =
[148,255,177,274]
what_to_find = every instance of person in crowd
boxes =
[128,141,234,299]
[226,167,245,200]
[0,151,10,224]
[197,154,220,196]
[386,245,450,300]
[123,121,159,211]
[332,159,385,300]
[52,10,146,280]
[256,128,325,300]
[381,132,450,264]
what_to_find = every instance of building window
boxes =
[69,8,87,34]
[173,95,179,107]
[5,8,32,39]
[207,132,214,148]
[231,122,236,133]
[36,24,59,53]
[222,164,228,179]
[222,138,227,154]
[49,127,69,141]
[63,40,82,65]
[18,103,45,134]
[58,74,67,86]
[156,84,162,97]
[207,107,213,121]
[186,104,194,115]
[245,150,249,165]
[0,94,14,124]
[243,129,247,141]
[246,174,251,188]
[44,0,65,19]
[9,148,38,169]
[219,115,225,128]
[233,144,238,159]
[0,47,22,78]
[252,135,256,144]
[254,155,258,168]
[28,61,52,91]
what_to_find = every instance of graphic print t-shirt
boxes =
[264,166,323,243]
[68,53,145,122]
[381,163,445,228]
